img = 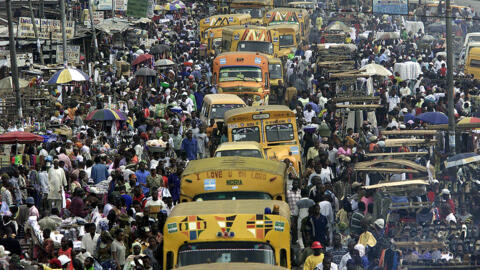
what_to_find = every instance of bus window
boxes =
[279,35,294,47]
[269,64,282,79]
[193,191,272,201]
[215,149,263,158]
[177,242,275,266]
[232,126,260,142]
[166,251,174,270]
[219,67,262,82]
[238,41,273,55]
[210,104,245,119]
[266,124,294,142]
[470,59,480,68]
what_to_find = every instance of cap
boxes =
[352,182,362,189]
[58,255,71,266]
[441,189,450,195]
[311,241,323,249]
[374,218,385,229]
[26,197,34,204]
[369,135,378,141]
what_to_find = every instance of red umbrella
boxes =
[132,54,153,66]
[0,131,44,144]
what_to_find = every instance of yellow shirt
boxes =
[303,253,324,270]
[358,231,377,247]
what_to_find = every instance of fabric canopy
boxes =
[0,131,44,144]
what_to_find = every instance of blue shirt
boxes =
[181,137,198,160]
[91,163,109,184]
[121,194,133,209]
[135,170,151,195]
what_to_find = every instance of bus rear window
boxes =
[232,126,260,142]
[178,241,275,266]
[470,59,480,68]
[266,124,294,142]
[194,192,272,201]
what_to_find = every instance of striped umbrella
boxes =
[457,117,480,129]
[85,109,127,121]
[164,0,186,10]
[48,67,89,84]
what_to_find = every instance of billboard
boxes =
[127,0,149,17]
[18,17,75,40]
[56,45,81,64]
[372,0,408,15]
[84,11,104,26]
[95,0,113,10]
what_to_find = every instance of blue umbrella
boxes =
[403,113,415,123]
[415,112,448,125]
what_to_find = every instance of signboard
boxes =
[372,0,408,15]
[84,10,104,26]
[95,0,113,11]
[0,51,33,67]
[127,0,149,17]
[115,0,127,11]
[18,17,75,40]
[56,45,80,64]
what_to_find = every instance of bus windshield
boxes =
[178,242,275,266]
[238,41,273,55]
[210,104,245,119]
[279,34,294,47]
[266,123,294,142]
[231,8,264,18]
[193,191,272,201]
[232,126,260,142]
[219,66,262,82]
[269,64,282,79]
[215,149,263,158]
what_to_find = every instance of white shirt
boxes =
[339,253,352,270]
[387,95,400,112]
[39,171,49,194]
[319,200,334,224]
[81,233,99,255]
[304,110,316,123]
[315,262,338,270]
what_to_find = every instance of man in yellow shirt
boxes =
[304,241,325,270]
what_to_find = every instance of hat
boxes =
[132,242,142,249]
[352,182,362,189]
[58,255,71,266]
[369,135,378,141]
[374,218,385,229]
[26,197,34,205]
[401,108,408,113]
[311,241,323,249]
[343,156,351,163]
[441,188,450,195]
[83,252,93,262]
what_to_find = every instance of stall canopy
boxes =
[0,131,44,144]
[0,76,29,90]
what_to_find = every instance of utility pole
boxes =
[6,0,22,119]
[28,0,45,65]
[88,0,99,60]
[446,0,455,154]
[60,0,68,66]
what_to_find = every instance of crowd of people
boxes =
[1,0,480,270]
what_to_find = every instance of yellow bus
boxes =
[163,200,291,269]
[264,8,310,41]
[206,27,226,56]
[268,58,285,103]
[200,14,251,45]
[224,105,302,177]
[214,141,266,159]
[180,156,287,202]
[465,47,480,78]
[175,263,288,270]
[213,52,271,105]
[199,94,246,127]
[267,24,300,57]
[222,25,280,58]
[230,0,274,24]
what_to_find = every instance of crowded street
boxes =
[0,0,479,269]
